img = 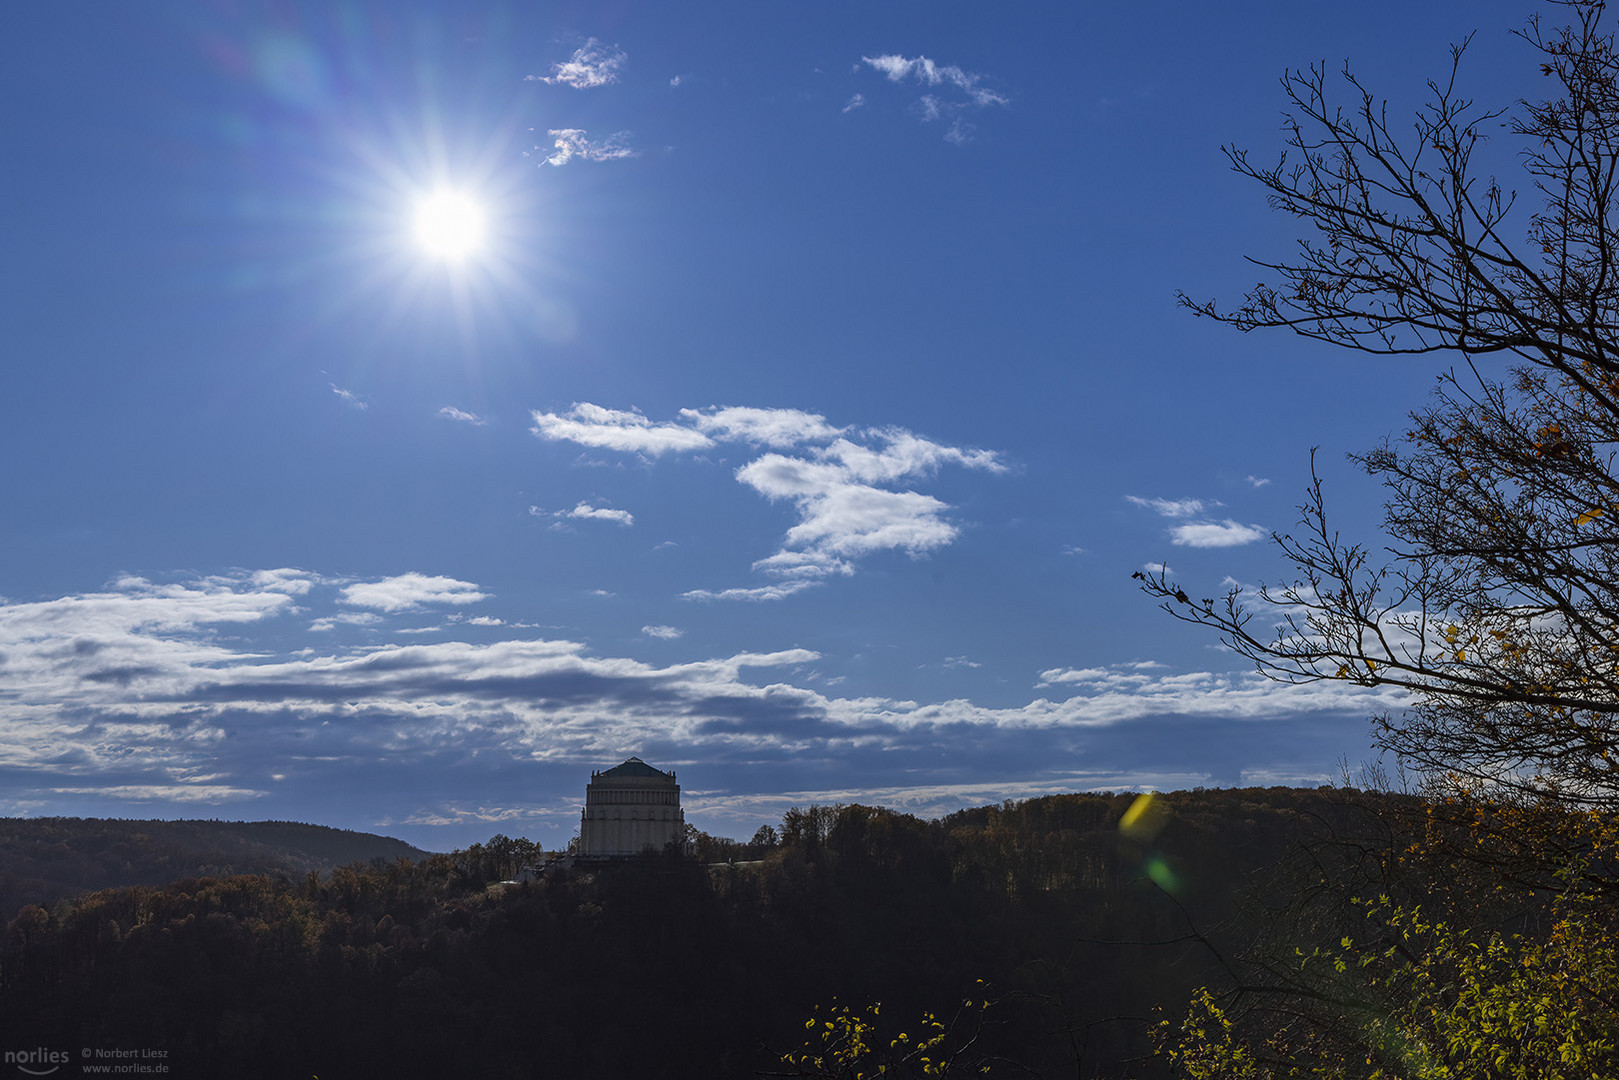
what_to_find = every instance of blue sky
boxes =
[1,1,1546,849]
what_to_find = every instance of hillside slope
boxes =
[0,817,430,915]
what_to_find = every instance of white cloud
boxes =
[732,430,1005,570]
[537,129,637,166]
[528,39,625,89]
[0,574,296,709]
[339,573,488,612]
[0,570,1399,833]
[559,502,634,527]
[860,54,1009,107]
[642,625,684,640]
[330,384,368,410]
[823,430,1005,483]
[536,403,1006,599]
[770,481,957,557]
[531,403,713,455]
[682,581,821,602]
[678,406,844,447]
[858,53,1008,142]
[309,612,384,631]
[1246,475,1272,488]
[438,406,487,426]
[842,93,865,113]
[1126,496,1210,518]
[390,804,572,828]
[1037,667,1112,687]
[249,568,318,595]
[51,784,266,803]
[1239,767,1334,787]
[751,551,854,579]
[1130,495,1266,549]
[669,75,683,88]
[1170,520,1267,548]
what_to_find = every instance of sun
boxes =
[412,190,486,260]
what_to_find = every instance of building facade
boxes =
[578,756,685,858]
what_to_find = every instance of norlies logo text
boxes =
[5,1048,68,1076]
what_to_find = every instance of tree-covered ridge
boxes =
[0,817,431,916]
[0,787,1391,1080]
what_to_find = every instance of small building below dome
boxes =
[578,756,685,858]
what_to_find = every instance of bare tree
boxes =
[1146,1,1619,816]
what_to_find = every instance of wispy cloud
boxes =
[861,54,1009,107]
[438,406,487,426]
[1028,661,1404,719]
[858,53,1008,142]
[536,403,1005,599]
[309,611,384,632]
[339,573,488,612]
[683,581,821,603]
[534,129,638,167]
[51,784,266,803]
[842,93,866,114]
[1126,496,1209,518]
[1245,475,1272,488]
[330,384,368,410]
[527,38,626,89]
[642,624,684,640]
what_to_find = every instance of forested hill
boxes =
[0,786,1424,1079]
[0,817,430,914]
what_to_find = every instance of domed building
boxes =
[578,756,685,858]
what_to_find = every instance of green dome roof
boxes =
[597,756,674,779]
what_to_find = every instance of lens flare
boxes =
[1118,791,1169,843]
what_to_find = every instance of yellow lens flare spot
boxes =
[1119,791,1170,843]
[413,191,486,260]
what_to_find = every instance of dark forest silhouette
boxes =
[0,787,1429,1079]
